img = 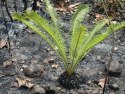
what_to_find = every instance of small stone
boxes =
[20,54,29,60]
[49,51,55,55]
[105,60,122,77]
[23,63,45,78]
[60,89,66,93]
[46,47,51,52]
[96,55,101,60]
[51,75,58,81]
[43,56,56,64]
[108,84,119,90]
[77,89,88,94]
[3,59,13,67]
[34,55,41,59]
[56,87,61,91]
[8,91,19,94]
[122,55,125,60]
[95,43,112,52]
[113,46,118,51]
[52,64,58,69]
[10,82,18,88]
[27,29,35,34]
[30,59,38,63]
[109,91,115,94]
[31,85,46,94]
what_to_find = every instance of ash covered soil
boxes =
[0,0,125,94]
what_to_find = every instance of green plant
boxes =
[12,0,125,76]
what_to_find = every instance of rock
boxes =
[46,47,51,52]
[10,82,18,88]
[77,89,88,94]
[52,64,58,69]
[30,59,38,63]
[105,60,122,77]
[96,55,101,60]
[43,56,56,64]
[119,42,125,46]
[31,85,46,94]
[55,87,61,91]
[3,59,13,67]
[121,55,125,60]
[49,51,55,55]
[60,89,66,93]
[109,91,115,94]
[108,84,119,90]
[95,43,112,52]
[8,91,21,94]
[23,63,45,78]
[51,75,58,81]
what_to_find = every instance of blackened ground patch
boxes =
[58,71,85,89]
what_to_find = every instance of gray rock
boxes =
[108,84,119,90]
[109,91,115,94]
[105,60,122,77]
[43,56,56,64]
[23,63,45,78]
[95,43,112,52]
[77,89,88,94]
[31,85,46,94]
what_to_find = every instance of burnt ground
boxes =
[0,0,125,94]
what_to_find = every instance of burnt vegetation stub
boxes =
[58,71,85,89]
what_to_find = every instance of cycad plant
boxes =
[12,0,125,89]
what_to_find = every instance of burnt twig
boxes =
[32,0,37,11]
[22,0,27,11]
[13,0,17,12]
[102,0,116,94]
[1,1,11,52]
[4,0,13,22]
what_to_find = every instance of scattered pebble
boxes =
[105,60,122,77]
[52,64,58,69]
[77,89,88,94]
[31,85,46,94]
[43,56,56,64]
[51,75,58,81]
[108,84,119,90]
[109,91,115,94]
[10,82,19,88]
[95,43,112,52]
[30,59,38,63]
[23,63,45,78]
[3,59,13,67]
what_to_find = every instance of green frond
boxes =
[12,12,58,57]
[70,25,88,60]
[24,10,67,65]
[108,21,125,31]
[69,4,90,59]
[44,0,61,29]
[12,12,68,68]
[72,20,125,71]
[73,19,109,63]
[76,25,88,51]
